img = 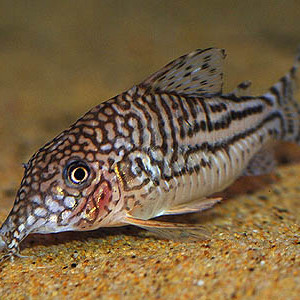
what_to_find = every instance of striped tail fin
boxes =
[264,48,300,143]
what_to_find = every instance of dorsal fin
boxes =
[140,48,226,96]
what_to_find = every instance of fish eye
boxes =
[65,160,90,186]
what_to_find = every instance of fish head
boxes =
[0,120,122,258]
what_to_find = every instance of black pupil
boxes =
[73,167,86,181]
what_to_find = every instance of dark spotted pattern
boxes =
[1,47,300,261]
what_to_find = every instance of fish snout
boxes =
[0,234,7,252]
[0,224,23,262]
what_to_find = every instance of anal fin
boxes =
[163,197,222,215]
[124,216,211,242]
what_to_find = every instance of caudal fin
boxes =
[263,48,300,143]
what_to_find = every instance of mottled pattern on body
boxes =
[1,47,300,261]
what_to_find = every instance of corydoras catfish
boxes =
[1,47,300,261]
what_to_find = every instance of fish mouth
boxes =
[0,232,29,263]
[0,233,13,263]
[0,214,26,261]
[0,228,30,263]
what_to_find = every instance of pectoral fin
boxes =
[124,215,211,242]
[163,197,222,215]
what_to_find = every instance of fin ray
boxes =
[140,48,226,96]
[124,216,211,241]
[163,197,222,215]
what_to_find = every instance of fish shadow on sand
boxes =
[22,226,142,251]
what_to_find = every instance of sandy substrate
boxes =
[0,1,299,299]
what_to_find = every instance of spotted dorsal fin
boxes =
[140,48,226,96]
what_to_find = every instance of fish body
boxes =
[1,48,300,260]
